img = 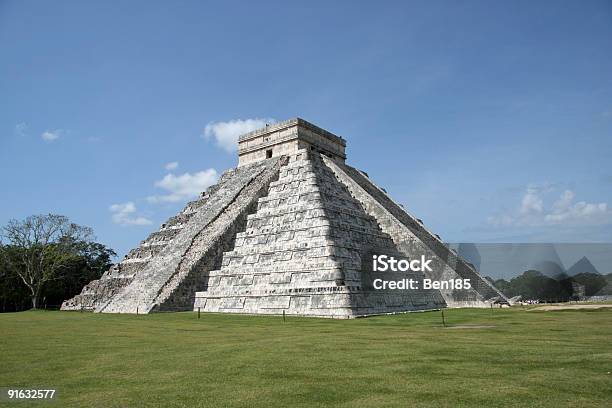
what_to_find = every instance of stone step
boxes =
[97,158,284,314]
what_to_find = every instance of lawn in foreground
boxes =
[0,307,610,407]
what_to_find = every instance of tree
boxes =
[492,278,510,295]
[42,241,115,306]
[0,245,31,311]
[570,272,607,296]
[1,214,94,309]
[600,273,612,295]
[491,270,572,301]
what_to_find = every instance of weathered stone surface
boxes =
[64,117,507,316]
[322,156,502,307]
[62,158,284,313]
[98,158,284,314]
[238,118,346,166]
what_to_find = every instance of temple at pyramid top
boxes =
[238,118,347,166]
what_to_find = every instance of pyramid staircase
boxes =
[62,157,285,313]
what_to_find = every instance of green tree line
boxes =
[0,214,115,312]
[490,270,612,301]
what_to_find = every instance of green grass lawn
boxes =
[1,307,611,407]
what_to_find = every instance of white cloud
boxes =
[203,118,275,152]
[164,161,179,171]
[489,187,611,227]
[520,186,543,215]
[41,129,62,142]
[109,202,152,226]
[545,190,608,224]
[147,168,218,203]
[15,122,27,137]
[552,189,574,212]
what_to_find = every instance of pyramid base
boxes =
[193,289,463,319]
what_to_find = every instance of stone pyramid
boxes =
[63,118,506,317]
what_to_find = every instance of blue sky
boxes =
[1,0,611,258]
